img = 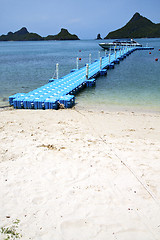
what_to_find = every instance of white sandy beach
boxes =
[0,107,160,240]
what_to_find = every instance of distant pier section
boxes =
[9,46,154,110]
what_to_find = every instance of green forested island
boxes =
[105,12,160,39]
[45,28,79,40]
[1,13,160,41]
[0,27,79,41]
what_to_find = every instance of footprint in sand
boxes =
[31,188,49,205]
[60,220,98,239]
[32,195,46,205]
[42,170,58,181]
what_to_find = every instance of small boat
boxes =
[99,39,142,50]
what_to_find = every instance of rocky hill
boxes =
[105,13,160,39]
[96,33,102,40]
[0,27,43,41]
[45,28,79,40]
[0,27,80,41]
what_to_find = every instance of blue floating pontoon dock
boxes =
[9,46,154,110]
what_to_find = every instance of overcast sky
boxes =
[0,0,160,39]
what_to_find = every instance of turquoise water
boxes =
[0,39,160,112]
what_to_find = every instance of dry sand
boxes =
[0,107,160,240]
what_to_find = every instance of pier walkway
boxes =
[9,46,153,109]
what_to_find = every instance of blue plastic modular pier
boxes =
[9,46,154,110]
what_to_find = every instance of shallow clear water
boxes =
[0,39,160,112]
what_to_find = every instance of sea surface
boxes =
[0,39,160,112]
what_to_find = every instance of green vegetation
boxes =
[45,28,79,40]
[104,12,160,39]
[0,27,79,41]
[0,219,22,240]
[0,27,43,41]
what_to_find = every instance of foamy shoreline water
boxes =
[0,107,160,240]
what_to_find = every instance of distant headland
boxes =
[0,27,80,41]
[1,13,160,41]
[104,12,160,39]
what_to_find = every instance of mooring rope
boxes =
[74,109,160,208]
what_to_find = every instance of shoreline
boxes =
[0,102,160,115]
[0,107,160,239]
[75,103,160,115]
